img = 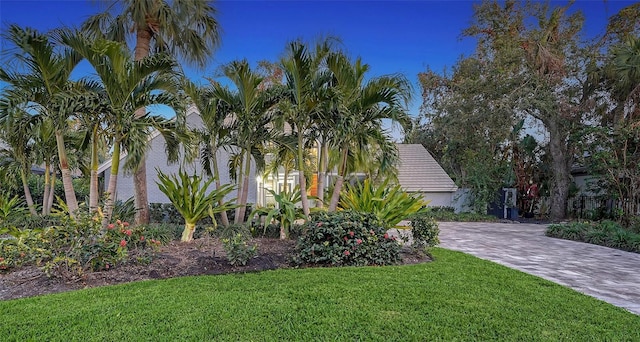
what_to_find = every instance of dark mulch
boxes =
[0,238,430,301]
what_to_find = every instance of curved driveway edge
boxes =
[437,222,640,315]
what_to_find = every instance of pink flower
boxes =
[356,239,362,245]
[120,240,127,247]
[124,230,132,236]
[384,233,389,239]
[140,236,145,241]
[343,250,350,256]
[107,224,115,230]
[317,222,323,227]
[123,222,130,227]
[105,264,110,269]
[344,236,348,241]
[369,230,375,235]
[116,219,122,225]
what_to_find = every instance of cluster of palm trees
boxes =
[0,0,412,228]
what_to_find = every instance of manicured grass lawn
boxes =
[1,248,638,341]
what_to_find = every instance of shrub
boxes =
[294,211,401,267]
[410,213,440,249]
[215,223,251,240]
[222,234,257,266]
[546,220,640,254]
[339,178,429,228]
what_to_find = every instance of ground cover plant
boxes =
[546,220,640,253]
[1,248,638,341]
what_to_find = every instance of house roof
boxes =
[396,144,457,193]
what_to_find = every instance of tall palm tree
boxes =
[213,60,279,224]
[279,39,334,216]
[182,80,233,227]
[0,25,83,215]
[324,52,412,211]
[60,32,184,224]
[83,0,221,225]
[0,107,38,215]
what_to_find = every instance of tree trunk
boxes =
[316,141,328,208]
[132,27,153,225]
[211,151,230,226]
[102,139,121,226]
[89,125,99,213]
[297,134,310,217]
[20,169,37,216]
[547,120,570,221]
[46,166,56,214]
[328,147,349,212]
[181,222,196,242]
[236,151,252,224]
[234,152,245,224]
[55,130,78,216]
[42,162,51,215]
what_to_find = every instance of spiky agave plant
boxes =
[156,168,236,242]
[339,178,429,228]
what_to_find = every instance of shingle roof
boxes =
[396,144,457,192]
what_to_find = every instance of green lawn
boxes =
[1,248,638,341]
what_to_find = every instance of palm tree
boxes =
[83,0,221,225]
[0,107,38,215]
[60,32,184,224]
[182,80,233,227]
[279,39,334,216]
[324,52,412,211]
[213,60,279,224]
[0,25,83,215]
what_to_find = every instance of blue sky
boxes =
[0,0,635,121]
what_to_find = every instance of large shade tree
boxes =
[83,0,221,225]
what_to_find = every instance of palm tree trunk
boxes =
[328,147,349,212]
[316,140,328,208]
[55,130,78,216]
[236,150,252,224]
[211,151,230,226]
[297,134,310,217]
[132,28,153,225]
[103,139,121,225]
[20,169,37,216]
[89,124,99,213]
[234,152,245,224]
[42,162,51,215]
[46,166,56,215]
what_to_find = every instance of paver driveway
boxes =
[437,222,640,315]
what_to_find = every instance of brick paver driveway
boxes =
[438,222,640,315]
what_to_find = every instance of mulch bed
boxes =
[0,238,430,301]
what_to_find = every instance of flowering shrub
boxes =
[222,234,257,266]
[294,211,401,266]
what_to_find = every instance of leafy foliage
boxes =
[546,220,640,253]
[409,213,440,249]
[222,234,257,266]
[294,211,401,266]
[338,178,429,228]
[250,186,306,239]
[156,168,236,242]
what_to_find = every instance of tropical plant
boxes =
[213,59,280,224]
[156,168,236,242]
[325,51,412,211]
[0,25,83,215]
[221,234,257,266]
[83,0,221,225]
[250,186,306,239]
[0,194,27,225]
[59,31,185,224]
[338,178,429,228]
[182,79,233,227]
